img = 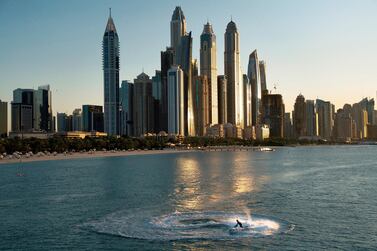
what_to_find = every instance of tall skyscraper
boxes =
[152,71,162,132]
[224,20,243,127]
[200,22,218,125]
[11,103,33,132]
[193,75,209,136]
[243,74,252,128]
[82,105,104,132]
[170,6,186,62]
[167,66,185,136]
[120,80,134,136]
[177,32,195,136]
[217,75,227,124]
[160,48,174,132]
[72,108,82,131]
[305,100,318,136]
[13,89,34,128]
[293,94,307,138]
[259,60,267,95]
[103,10,120,136]
[284,112,293,139]
[57,113,68,132]
[248,50,260,127]
[0,100,7,137]
[133,73,154,137]
[358,98,374,125]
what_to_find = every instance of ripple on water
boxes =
[82,210,294,241]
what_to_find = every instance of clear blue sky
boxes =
[1,0,377,120]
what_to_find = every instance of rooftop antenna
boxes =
[109,8,111,18]
[231,15,233,21]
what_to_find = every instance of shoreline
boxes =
[0,149,199,165]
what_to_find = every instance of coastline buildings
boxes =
[261,93,285,138]
[72,108,82,131]
[160,48,174,132]
[316,99,334,140]
[170,6,186,62]
[82,105,104,132]
[0,100,7,137]
[224,20,243,127]
[217,75,227,124]
[103,11,120,136]
[200,22,218,125]
[193,75,209,136]
[293,94,306,138]
[305,100,318,137]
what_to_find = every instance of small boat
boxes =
[259,147,275,152]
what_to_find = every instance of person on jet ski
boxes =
[235,219,243,228]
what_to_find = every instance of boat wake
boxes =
[82,210,294,241]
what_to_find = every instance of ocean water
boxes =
[1,146,377,250]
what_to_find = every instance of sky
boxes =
[1,0,377,123]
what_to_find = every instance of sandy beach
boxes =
[0,149,198,165]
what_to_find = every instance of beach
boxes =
[0,149,198,165]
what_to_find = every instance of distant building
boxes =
[243,74,252,129]
[206,124,225,138]
[33,85,53,132]
[120,80,134,136]
[256,124,270,141]
[103,11,120,136]
[152,71,162,132]
[82,105,104,132]
[259,60,267,95]
[167,66,185,136]
[367,124,377,140]
[0,100,7,137]
[261,93,285,138]
[72,109,82,131]
[306,100,318,137]
[358,98,374,125]
[217,75,227,124]
[57,113,68,132]
[160,47,174,132]
[293,94,306,138]
[133,72,154,137]
[284,113,293,139]
[170,6,186,63]
[334,108,353,142]
[316,99,334,139]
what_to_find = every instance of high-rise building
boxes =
[293,94,306,138]
[316,99,334,139]
[72,109,82,131]
[284,112,293,139]
[13,89,34,128]
[57,113,68,132]
[217,75,227,125]
[243,74,252,128]
[261,93,285,138]
[200,22,218,125]
[120,80,134,136]
[334,108,353,141]
[224,20,243,127]
[152,71,162,133]
[248,50,260,127]
[160,48,174,132]
[103,11,120,136]
[259,60,267,95]
[133,73,154,137]
[177,32,195,136]
[0,100,7,137]
[11,103,33,132]
[358,98,374,125]
[193,75,209,136]
[306,100,318,136]
[34,85,53,132]
[351,103,368,139]
[82,105,104,132]
[170,6,186,62]
[167,66,185,136]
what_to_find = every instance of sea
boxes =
[1,146,376,250]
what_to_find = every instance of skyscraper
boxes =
[170,6,186,62]
[248,50,260,127]
[152,71,162,133]
[305,100,318,136]
[120,80,134,136]
[243,74,252,128]
[160,48,174,132]
[57,113,68,132]
[193,75,209,136]
[72,108,82,131]
[224,20,243,127]
[0,100,7,137]
[133,73,154,137]
[167,66,185,136]
[200,22,218,125]
[103,10,120,136]
[316,99,334,139]
[259,60,267,95]
[293,94,307,138]
[34,85,53,132]
[260,93,285,138]
[217,75,227,125]
[177,32,195,136]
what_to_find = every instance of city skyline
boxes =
[1,0,377,121]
